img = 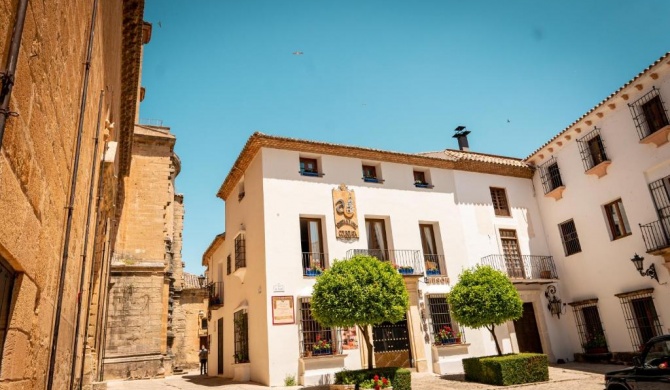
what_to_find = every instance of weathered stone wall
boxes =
[104,126,181,380]
[0,1,144,389]
[173,288,207,370]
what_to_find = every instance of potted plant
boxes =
[435,325,458,344]
[234,352,249,364]
[397,265,414,275]
[426,261,440,275]
[306,262,323,277]
[312,335,332,356]
[331,369,356,390]
[372,374,392,390]
[583,333,608,354]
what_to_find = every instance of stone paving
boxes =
[105,363,618,389]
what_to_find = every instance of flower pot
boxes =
[540,270,552,279]
[330,385,356,390]
[585,346,608,354]
[305,269,322,277]
[426,269,440,276]
[398,268,414,275]
[312,349,332,356]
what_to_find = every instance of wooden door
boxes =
[513,303,543,353]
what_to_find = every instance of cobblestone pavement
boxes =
[105,363,617,389]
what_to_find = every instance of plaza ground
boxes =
[105,362,615,389]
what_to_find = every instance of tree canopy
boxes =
[311,255,409,368]
[448,265,523,355]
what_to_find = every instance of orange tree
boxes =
[448,265,523,355]
[311,255,409,369]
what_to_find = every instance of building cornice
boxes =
[202,233,225,266]
[525,51,670,163]
[216,133,533,200]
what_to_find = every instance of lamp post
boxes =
[630,254,659,283]
[544,285,565,319]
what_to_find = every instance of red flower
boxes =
[373,375,379,381]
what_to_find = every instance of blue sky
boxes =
[140,0,670,275]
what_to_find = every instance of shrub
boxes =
[334,367,411,390]
[284,373,296,386]
[462,353,548,386]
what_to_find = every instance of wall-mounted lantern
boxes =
[630,253,659,284]
[545,285,566,319]
[198,274,207,289]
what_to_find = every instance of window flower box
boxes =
[305,269,322,277]
[426,269,440,276]
[397,266,414,275]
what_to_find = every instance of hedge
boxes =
[335,367,411,390]
[462,353,549,386]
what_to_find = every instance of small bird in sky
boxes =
[158,21,162,28]
[507,119,511,123]
[292,51,304,55]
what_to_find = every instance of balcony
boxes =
[639,218,670,259]
[480,254,557,281]
[208,282,223,309]
[346,249,424,275]
[302,252,328,277]
[423,253,446,276]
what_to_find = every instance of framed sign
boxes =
[271,296,295,325]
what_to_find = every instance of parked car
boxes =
[604,334,670,389]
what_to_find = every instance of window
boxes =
[238,180,245,201]
[420,224,441,275]
[365,219,388,261]
[559,219,581,256]
[616,289,663,350]
[300,218,326,276]
[299,297,335,357]
[299,157,320,177]
[539,157,564,194]
[641,177,670,252]
[226,255,231,275]
[629,87,670,139]
[233,310,249,363]
[570,300,608,352]
[234,234,246,269]
[604,199,631,240]
[0,258,15,365]
[362,164,383,183]
[427,295,463,343]
[201,318,208,330]
[577,128,609,171]
[490,187,510,217]
[413,170,433,188]
[500,229,524,278]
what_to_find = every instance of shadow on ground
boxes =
[181,374,265,387]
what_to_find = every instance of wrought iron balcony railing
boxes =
[639,217,670,253]
[302,252,328,276]
[346,249,424,275]
[480,254,557,280]
[208,282,223,308]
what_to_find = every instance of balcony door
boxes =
[365,219,388,261]
[419,224,440,273]
[300,218,324,272]
[500,229,525,278]
[648,177,670,246]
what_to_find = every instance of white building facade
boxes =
[203,52,670,387]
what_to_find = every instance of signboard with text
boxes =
[332,184,359,240]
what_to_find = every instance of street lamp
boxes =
[545,285,565,319]
[198,274,207,288]
[630,254,659,283]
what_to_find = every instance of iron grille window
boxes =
[539,157,564,194]
[234,234,246,269]
[577,127,609,171]
[299,157,320,176]
[559,219,581,256]
[629,87,670,139]
[299,297,335,357]
[427,295,463,342]
[616,289,663,350]
[233,310,249,363]
[641,177,670,253]
[604,199,631,240]
[362,164,382,183]
[569,300,608,352]
[227,255,232,275]
[490,187,510,216]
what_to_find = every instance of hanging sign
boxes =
[332,184,359,240]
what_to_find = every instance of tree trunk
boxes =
[487,324,503,356]
[358,324,374,369]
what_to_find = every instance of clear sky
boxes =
[139,0,670,276]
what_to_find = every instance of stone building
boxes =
[172,273,208,372]
[101,124,186,380]
[0,0,149,389]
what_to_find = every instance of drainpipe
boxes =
[77,140,108,390]
[69,90,104,390]
[0,0,29,148]
[97,219,117,382]
[46,0,99,388]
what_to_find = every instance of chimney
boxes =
[452,125,471,151]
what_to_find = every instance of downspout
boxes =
[77,142,109,390]
[46,0,99,388]
[0,0,29,147]
[98,218,117,382]
[69,90,104,390]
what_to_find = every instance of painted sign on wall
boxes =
[332,184,359,240]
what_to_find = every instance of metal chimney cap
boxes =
[455,125,466,132]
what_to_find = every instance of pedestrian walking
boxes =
[199,345,208,375]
